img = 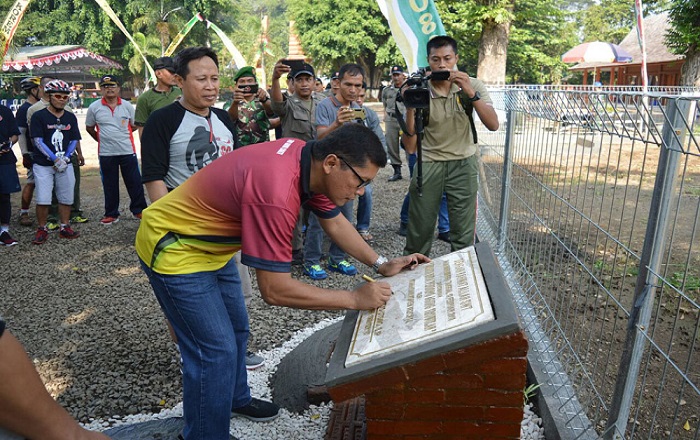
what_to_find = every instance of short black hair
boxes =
[173,46,219,79]
[426,35,458,56]
[338,63,365,82]
[312,124,387,168]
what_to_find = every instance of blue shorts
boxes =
[0,162,21,194]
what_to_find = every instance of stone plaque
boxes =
[346,247,494,367]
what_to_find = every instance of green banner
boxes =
[376,0,446,72]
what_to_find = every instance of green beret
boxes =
[234,66,256,82]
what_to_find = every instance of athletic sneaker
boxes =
[100,216,119,225]
[303,263,328,280]
[70,215,89,223]
[32,227,49,245]
[327,259,357,276]
[18,212,32,227]
[134,212,142,220]
[46,221,60,231]
[231,397,280,422]
[59,226,80,239]
[245,351,265,370]
[0,231,18,246]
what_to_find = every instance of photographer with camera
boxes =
[227,66,279,146]
[401,36,499,257]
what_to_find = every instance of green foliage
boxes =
[435,1,481,70]
[506,0,578,83]
[287,0,401,83]
[581,0,634,44]
[666,0,700,55]
[524,383,542,404]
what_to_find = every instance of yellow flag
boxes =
[1,0,32,58]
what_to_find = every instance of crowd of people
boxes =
[0,35,497,440]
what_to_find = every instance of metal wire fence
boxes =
[476,87,700,439]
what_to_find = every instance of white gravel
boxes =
[82,317,544,439]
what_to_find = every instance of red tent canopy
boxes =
[3,45,122,79]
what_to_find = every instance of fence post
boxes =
[604,97,690,439]
[497,90,516,253]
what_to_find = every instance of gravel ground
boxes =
[1,110,542,438]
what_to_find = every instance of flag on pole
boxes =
[634,0,648,93]
[93,0,155,80]
[1,0,31,58]
[375,0,445,72]
[207,21,247,70]
[164,14,247,70]
[164,14,201,57]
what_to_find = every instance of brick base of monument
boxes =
[325,396,367,440]
[326,331,528,440]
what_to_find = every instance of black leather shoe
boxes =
[437,231,451,243]
[398,223,407,237]
[388,173,402,182]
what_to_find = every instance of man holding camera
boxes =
[402,36,499,256]
[227,66,279,146]
[302,63,366,280]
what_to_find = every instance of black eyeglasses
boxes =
[337,156,371,188]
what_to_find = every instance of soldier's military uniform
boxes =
[382,65,406,181]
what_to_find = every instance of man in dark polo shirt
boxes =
[134,56,181,137]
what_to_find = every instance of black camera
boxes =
[401,69,450,109]
[239,84,259,95]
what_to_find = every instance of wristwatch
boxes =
[261,96,269,103]
[467,91,481,102]
[373,255,388,273]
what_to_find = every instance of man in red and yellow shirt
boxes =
[136,123,429,440]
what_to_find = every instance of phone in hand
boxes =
[281,59,306,72]
[429,70,450,81]
[350,108,366,120]
[239,84,259,94]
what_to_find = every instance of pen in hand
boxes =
[363,274,393,295]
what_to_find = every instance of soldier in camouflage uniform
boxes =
[227,66,279,147]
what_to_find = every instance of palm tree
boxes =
[128,32,164,88]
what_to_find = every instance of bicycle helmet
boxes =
[44,79,71,94]
[20,76,41,91]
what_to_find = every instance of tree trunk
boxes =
[477,18,511,85]
[680,46,700,87]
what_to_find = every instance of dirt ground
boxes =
[481,124,700,438]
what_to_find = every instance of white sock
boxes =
[1,226,9,233]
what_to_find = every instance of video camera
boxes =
[400,69,450,109]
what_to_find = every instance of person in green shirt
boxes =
[227,66,279,146]
[134,56,181,138]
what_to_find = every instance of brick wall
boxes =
[327,330,528,439]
